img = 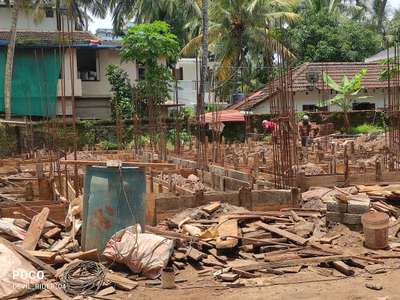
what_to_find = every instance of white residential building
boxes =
[0,4,140,119]
[230,62,388,114]
[171,58,218,107]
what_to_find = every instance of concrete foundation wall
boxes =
[146,188,300,225]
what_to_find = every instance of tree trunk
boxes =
[197,0,208,169]
[84,7,89,31]
[199,0,208,117]
[343,108,350,133]
[4,1,19,120]
[377,0,388,34]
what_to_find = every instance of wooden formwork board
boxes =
[297,171,400,191]
[0,200,67,224]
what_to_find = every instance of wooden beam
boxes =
[255,221,307,246]
[47,284,73,300]
[331,260,354,276]
[59,160,176,169]
[237,255,353,272]
[105,272,138,291]
[26,250,57,264]
[216,216,239,250]
[22,207,50,250]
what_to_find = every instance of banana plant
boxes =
[322,68,369,133]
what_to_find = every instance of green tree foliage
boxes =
[121,21,180,105]
[387,10,400,40]
[322,68,369,132]
[121,21,180,65]
[289,11,381,63]
[183,0,297,83]
[106,0,200,45]
[303,0,342,14]
[105,64,133,120]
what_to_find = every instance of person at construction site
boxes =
[298,115,314,160]
[262,119,277,134]
[298,115,312,146]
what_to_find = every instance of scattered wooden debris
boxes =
[105,272,138,291]
[255,221,308,246]
[202,202,221,214]
[331,261,354,276]
[22,207,50,250]
[216,216,239,251]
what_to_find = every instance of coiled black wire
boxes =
[60,261,105,296]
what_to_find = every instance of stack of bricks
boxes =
[326,197,370,231]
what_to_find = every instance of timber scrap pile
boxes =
[1,185,400,298]
[146,197,400,286]
[0,204,141,299]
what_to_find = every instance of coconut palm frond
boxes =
[181,26,223,55]
[264,11,299,21]
[216,50,237,81]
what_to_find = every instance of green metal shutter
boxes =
[0,47,60,117]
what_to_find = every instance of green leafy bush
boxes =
[97,140,119,150]
[351,124,384,134]
[105,64,133,121]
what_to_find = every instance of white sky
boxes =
[88,0,400,33]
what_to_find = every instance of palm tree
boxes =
[372,0,388,34]
[304,0,341,14]
[106,0,200,43]
[72,0,107,31]
[182,0,298,85]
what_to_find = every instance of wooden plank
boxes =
[216,215,239,250]
[50,236,71,252]
[145,192,156,226]
[22,207,50,250]
[96,286,116,297]
[54,249,98,264]
[319,234,341,244]
[47,284,72,300]
[27,250,57,264]
[264,253,301,262]
[237,255,353,272]
[255,221,307,246]
[331,261,354,276]
[0,236,56,277]
[105,272,138,291]
[43,227,61,239]
[231,268,259,278]
[60,160,176,169]
[202,202,221,214]
[229,236,290,247]
[186,247,207,261]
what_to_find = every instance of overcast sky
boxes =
[88,0,400,33]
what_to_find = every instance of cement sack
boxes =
[0,218,26,240]
[0,241,42,299]
[103,224,174,279]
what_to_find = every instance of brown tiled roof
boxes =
[231,62,387,111]
[0,31,98,45]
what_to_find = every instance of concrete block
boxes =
[227,169,250,182]
[347,199,370,214]
[209,165,225,176]
[326,199,347,213]
[326,212,361,225]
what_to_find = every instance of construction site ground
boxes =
[129,269,400,300]
[3,133,400,299]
